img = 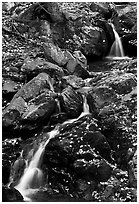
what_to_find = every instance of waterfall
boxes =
[13,94,90,201]
[108,23,125,59]
[14,127,59,201]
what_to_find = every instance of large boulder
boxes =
[59,86,83,118]
[42,114,112,195]
[3,73,57,133]
[85,68,137,168]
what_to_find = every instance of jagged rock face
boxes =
[43,43,89,79]
[17,2,115,58]
[2,73,57,133]
[85,67,137,168]
[42,114,112,194]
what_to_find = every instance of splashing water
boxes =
[15,127,59,201]
[108,23,125,59]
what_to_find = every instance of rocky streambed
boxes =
[2,2,137,202]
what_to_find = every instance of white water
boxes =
[108,23,125,58]
[14,95,90,201]
[15,127,59,201]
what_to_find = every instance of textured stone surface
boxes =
[3,73,56,131]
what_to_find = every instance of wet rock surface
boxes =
[2,2,137,202]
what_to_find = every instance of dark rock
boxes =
[73,159,97,180]
[97,160,112,182]
[60,86,83,118]
[50,112,67,125]
[2,155,11,185]
[2,185,24,202]
[95,19,115,55]
[79,25,107,58]
[3,73,57,131]
[42,114,112,195]
[74,179,97,201]
[83,131,111,161]
[122,34,137,57]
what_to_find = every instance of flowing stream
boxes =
[14,94,90,201]
[14,127,59,201]
[107,23,125,59]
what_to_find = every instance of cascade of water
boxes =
[14,95,90,200]
[108,23,125,58]
[14,127,59,200]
